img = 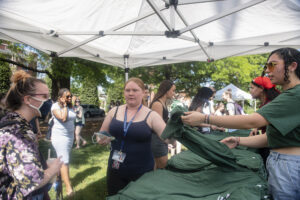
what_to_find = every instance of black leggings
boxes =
[106,167,144,196]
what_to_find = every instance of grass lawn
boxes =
[39,136,110,200]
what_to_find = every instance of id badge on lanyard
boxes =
[112,104,142,170]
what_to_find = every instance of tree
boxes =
[0,60,11,95]
[79,77,99,105]
[211,55,266,91]
[129,61,215,97]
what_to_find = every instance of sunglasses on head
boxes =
[264,62,277,72]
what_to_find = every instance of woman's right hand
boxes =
[97,136,112,146]
[59,97,67,107]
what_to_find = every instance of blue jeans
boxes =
[267,151,300,200]
[31,183,52,200]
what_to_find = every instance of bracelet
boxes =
[204,114,208,124]
[236,137,240,146]
[207,114,210,124]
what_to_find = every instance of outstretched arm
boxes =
[181,111,268,130]
[221,133,268,149]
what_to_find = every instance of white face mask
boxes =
[28,96,52,118]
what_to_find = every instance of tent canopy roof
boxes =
[0,0,300,69]
[215,83,252,101]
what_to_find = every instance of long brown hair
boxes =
[150,80,174,108]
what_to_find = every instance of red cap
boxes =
[252,76,275,89]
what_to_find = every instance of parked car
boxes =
[81,104,105,118]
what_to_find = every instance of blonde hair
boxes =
[5,70,46,110]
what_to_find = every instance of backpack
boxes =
[227,102,244,115]
[233,102,243,115]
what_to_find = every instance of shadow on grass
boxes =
[39,136,109,167]
[65,176,107,200]
[72,166,101,187]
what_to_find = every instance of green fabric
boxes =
[107,106,269,200]
[108,168,267,200]
[161,106,245,170]
[257,84,300,148]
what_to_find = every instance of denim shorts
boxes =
[266,151,300,200]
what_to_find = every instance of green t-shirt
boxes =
[257,84,300,148]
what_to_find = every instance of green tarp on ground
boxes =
[108,107,269,200]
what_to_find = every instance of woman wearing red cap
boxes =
[182,47,300,200]
[249,76,280,135]
[249,76,280,166]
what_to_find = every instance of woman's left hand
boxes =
[181,111,205,127]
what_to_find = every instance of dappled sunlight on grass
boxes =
[41,140,110,200]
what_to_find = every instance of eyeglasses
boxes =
[66,95,72,98]
[28,93,50,99]
[264,62,277,72]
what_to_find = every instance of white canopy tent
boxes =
[214,83,252,101]
[0,0,300,80]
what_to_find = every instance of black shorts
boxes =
[151,133,168,158]
[75,121,84,127]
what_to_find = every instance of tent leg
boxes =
[124,55,129,81]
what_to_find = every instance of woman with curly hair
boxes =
[182,48,300,199]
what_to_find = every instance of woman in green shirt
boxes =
[181,47,300,200]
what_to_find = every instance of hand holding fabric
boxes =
[181,111,205,127]
[220,137,239,149]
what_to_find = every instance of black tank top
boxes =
[108,106,153,176]
[151,100,169,123]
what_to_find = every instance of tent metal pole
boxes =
[179,0,266,34]
[177,0,222,5]
[124,55,129,81]
[146,0,172,30]
[170,4,175,30]
[56,5,167,56]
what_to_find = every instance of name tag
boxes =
[112,150,126,163]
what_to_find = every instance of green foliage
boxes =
[211,55,266,91]
[0,60,11,95]
[71,58,109,88]
[79,78,99,105]
[130,61,214,97]
[105,75,125,111]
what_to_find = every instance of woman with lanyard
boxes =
[98,78,167,196]
[182,47,300,200]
